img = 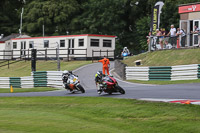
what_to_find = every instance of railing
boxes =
[149,33,200,51]
[92,50,115,62]
[0,57,24,69]
[0,48,87,61]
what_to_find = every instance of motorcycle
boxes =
[122,52,129,57]
[98,75,125,95]
[63,74,85,93]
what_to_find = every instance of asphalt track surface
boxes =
[0,62,200,101]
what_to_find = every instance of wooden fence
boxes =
[0,48,87,61]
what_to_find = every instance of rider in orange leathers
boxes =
[98,56,110,75]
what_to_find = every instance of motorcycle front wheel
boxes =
[116,86,125,94]
[77,84,85,93]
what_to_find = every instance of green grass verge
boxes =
[0,87,59,93]
[0,97,200,133]
[0,60,91,77]
[128,79,200,85]
[123,49,200,66]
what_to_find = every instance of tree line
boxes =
[0,0,198,54]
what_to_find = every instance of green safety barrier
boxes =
[10,77,21,88]
[33,71,47,87]
[149,66,171,81]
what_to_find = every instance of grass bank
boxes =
[0,97,200,133]
[123,49,200,66]
[0,60,91,77]
[0,87,59,93]
[128,79,200,85]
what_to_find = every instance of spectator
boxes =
[161,28,169,49]
[159,28,166,49]
[176,28,186,47]
[156,29,163,49]
[191,25,200,34]
[167,25,177,48]
[191,25,200,47]
[146,31,151,45]
[160,28,166,36]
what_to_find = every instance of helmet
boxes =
[97,71,103,78]
[69,71,73,74]
[63,70,69,75]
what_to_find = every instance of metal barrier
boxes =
[149,33,200,51]
[0,48,87,61]
[126,64,200,81]
[0,71,63,88]
[92,50,115,62]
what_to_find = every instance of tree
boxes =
[0,0,24,36]
[23,0,80,36]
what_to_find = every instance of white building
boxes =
[179,2,200,47]
[0,34,116,60]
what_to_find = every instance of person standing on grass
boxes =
[98,55,110,75]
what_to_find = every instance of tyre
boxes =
[108,91,112,95]
[77,84,85,93]
[116,86,125,94]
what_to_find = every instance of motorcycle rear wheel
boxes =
[77,84,85,93]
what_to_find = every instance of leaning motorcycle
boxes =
[98,75,125,95]
[63,74,85,93]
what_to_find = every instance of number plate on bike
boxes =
[73,78,77,82]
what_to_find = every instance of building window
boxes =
[44,40,49,48]
[103,40,112,47]
[29,41,34,48]
[90,39,99,47]
[79,39,84,47]
[13,42,17,49]
[60,40,65,47]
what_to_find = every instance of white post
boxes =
[43,25,45,37]
[19,8,24,36]
[56,42,60,71]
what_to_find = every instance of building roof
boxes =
[0,33,20,42]
[179,2,200,7]
[11,34,117,41]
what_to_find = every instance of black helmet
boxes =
[97,71,103,78]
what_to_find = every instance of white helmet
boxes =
[63,70,69,75]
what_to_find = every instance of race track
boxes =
[0,62,200,101]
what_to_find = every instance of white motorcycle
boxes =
[63,74,85,93]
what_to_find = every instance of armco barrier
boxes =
[149,66,171,81]
[10,77,21,88]
[126,64,200,81]
[0,77,10,88]
[171,64,198,81]
[32,71,48,87]
[46,71,63,88]
[126,67,149,81]
[198,64,200,78]
[0,71,63,88]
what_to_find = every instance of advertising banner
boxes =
[150,5,159,36]
[150,1,164,36]
[179,4,200,14]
